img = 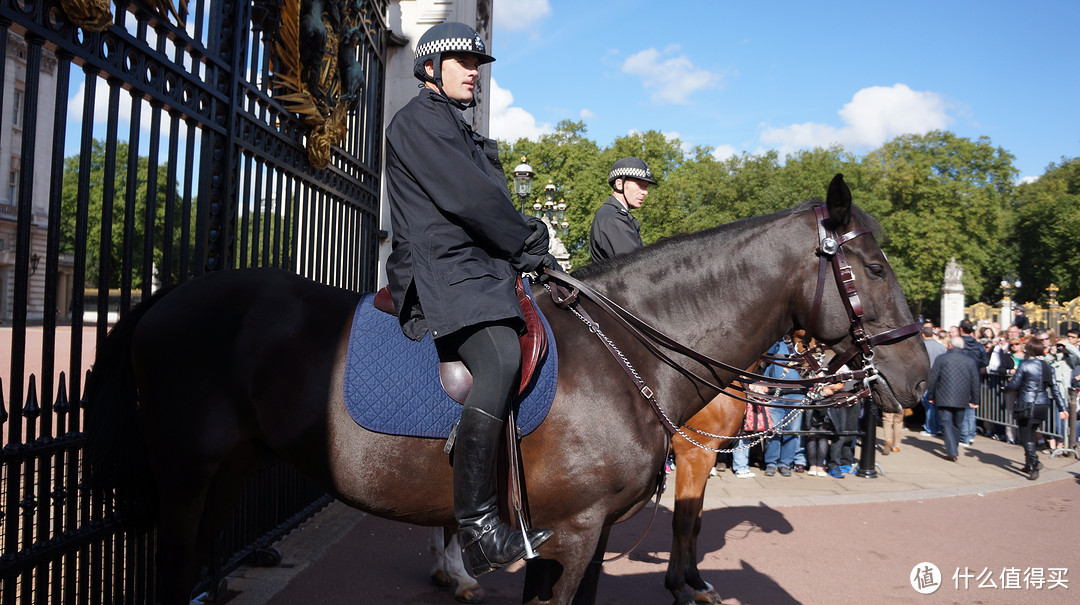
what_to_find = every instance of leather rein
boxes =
[541,204,921,434]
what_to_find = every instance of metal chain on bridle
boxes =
[541,203,921,453]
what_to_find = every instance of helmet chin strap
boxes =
[425,58,476,110]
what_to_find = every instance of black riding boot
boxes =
[1023,442,1040,480]
[454,406,553,577]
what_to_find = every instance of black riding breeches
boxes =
[438,320,521,420]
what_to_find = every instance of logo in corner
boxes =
[910,562,941,595]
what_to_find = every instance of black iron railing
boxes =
[0,0,388,601]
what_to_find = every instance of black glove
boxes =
[511,251,558,276]
[522,216,550,256]
[536,253,559,284]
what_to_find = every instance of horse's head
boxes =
[796,174,929,411]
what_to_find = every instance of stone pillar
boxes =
[541,216,571,271]
[940,257,965,330]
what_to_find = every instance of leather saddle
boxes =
[373,277,548,404]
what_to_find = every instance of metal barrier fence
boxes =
[975,378,1076,448]
[1,0,387,602]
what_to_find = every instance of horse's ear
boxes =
[825,173,852,229]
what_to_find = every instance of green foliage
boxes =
[496,126,1073,311]
[60,139,187,289]
[861,132,1017,311]
[1012,157,1080,302]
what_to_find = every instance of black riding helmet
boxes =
[608,157,657,193]
[413,22,494,109]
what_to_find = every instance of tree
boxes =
[1012,157,1080,302]
[861,131,1017,314]
[60,139,186,290]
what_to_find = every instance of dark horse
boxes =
[85,175,928,604]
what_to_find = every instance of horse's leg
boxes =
[666,438,723,605]
[430,526,485,603]
[521,519,605,605]
[568,526,610,605]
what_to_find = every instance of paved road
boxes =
[222,430,1080,605]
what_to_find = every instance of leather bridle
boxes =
[541,203,921,432]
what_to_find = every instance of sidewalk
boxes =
[219,427,1080,604]
[684,426,1079,508]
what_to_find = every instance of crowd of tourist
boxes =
[706,310,1080,481]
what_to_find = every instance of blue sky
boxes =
[487,0,1079,182]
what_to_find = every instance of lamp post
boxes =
[1000,274,1021,328]
[530,179,569,237]
[512,157,535,214]
[1000,275,1021,301]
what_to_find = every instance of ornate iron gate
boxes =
[0,0,387,601]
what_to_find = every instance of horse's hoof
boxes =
[692,581,722,605]
[455,584,486,604]
[430,569,458,588]
[251,546,282,567]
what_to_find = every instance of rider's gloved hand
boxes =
[522,216,550,256]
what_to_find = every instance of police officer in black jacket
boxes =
[384,22,554,576]
[588,157,657,262]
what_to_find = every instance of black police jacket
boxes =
[384,89,539,341]
[588,196,643,262]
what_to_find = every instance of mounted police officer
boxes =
[588,157,657,262]
[383,21,555,576]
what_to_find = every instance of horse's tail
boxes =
[84,287,173,530]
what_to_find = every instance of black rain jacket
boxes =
[384,89,540,341]
[589,196,643,261]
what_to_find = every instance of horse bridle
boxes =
[541,203,921,432]
[804,204,921,377]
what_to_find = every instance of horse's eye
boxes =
[866,264,885,278]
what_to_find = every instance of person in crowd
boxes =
[927,337,981,461]
[826,398,860,478]
[1013,307,1031,334]
[1005,337,1068,480]
[991,336,1026,443]
[958,320,989,446]
[588,157,656,262]
[732,437,756,479]
[920,326,947,438]
[880,403,903,455]
[1060,328,1080,367]
[1039,331,1075,449]
[821,361,858,479]
[383,22,554,575]
[760,337,803,477]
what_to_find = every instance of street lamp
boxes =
[1000,275,1021,301]
[532,179,569,237]
[512,157,535,214]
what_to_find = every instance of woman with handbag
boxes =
[1005,337,1068,480]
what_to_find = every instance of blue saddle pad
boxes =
[343,294,558,439]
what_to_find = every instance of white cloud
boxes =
[493,0,551,32]
[760,84,950,155]
[663,131,694,156]
[711,144,738,161]
[488,77,552,141]
[579,108,594,119]
[621,46,719,105]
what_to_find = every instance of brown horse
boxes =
[84,175,929,604]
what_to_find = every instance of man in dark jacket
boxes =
[927,337,982,460]
[384,22,553,576]
[588,157,656,262]
[957,320,988,445]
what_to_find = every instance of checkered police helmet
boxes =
[413,22,495,83]
[608,157,657,189]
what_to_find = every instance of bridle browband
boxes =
[541,203,921,433]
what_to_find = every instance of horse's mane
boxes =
[572,198,884,280]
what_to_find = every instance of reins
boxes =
[541,203,921,434]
